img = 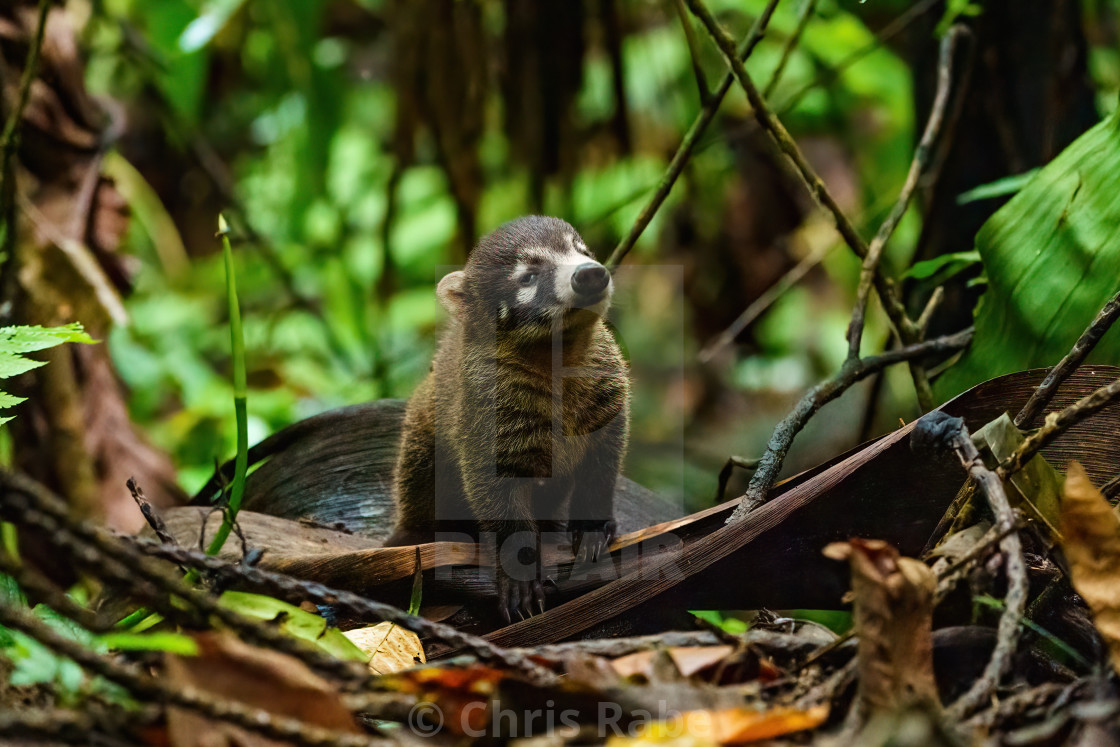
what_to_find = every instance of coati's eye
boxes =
[518,272,538,286]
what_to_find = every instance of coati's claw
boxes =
[570,519,618,563]
[497,574,548,623]
[531,580,546,616]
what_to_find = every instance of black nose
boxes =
[571,263,609,297]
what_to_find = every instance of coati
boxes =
[386,216,630,621]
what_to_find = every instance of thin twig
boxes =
[1015,287,1120,426]
[128,536,561,687]
[727,327,973,522]
[714,455,761,502]
[915,285,945,335]
[0,0,50,293]
[126,476,179,547]
[673,0,712,104]
[0,601,386,747]
[605,0,783,270]
[0,707,159,744]
[846,27,963,360]
[910,412,1027,717]
[686,0,924,393]
[762,0,818,100]
[999,375,1120,478]
[0,553,110,632]
[777,0,942,115]
[933,519,1025,604]
[3,472,375,689]
[699,237,834,362]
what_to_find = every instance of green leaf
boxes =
[956,169,1039,205]
[316,627,368,662]
[0,352,47,379]
[0,324,96,353]
[902,250,981,282]
[0,323,96,424]
[0,392,25,409]
[689,610,749,634]
[408,547,422,617]
[0,572,25,606]
[972,413,1061,536]
[99,631,199,656]
[937,109,1120,398]
[218,591,366,662]
[205,215,248,557]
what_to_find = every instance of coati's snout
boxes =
[571,262,610,300]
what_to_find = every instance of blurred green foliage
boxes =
[76,0,1120,504]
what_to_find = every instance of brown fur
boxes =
[386,216,629,617]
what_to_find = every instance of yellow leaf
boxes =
[1060,461,1120,675]
[343,621,425,675]
[610,704,828,745]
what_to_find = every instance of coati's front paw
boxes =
[496,569,546,624]
[569,518,618,563]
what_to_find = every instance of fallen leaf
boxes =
[217,590,367,662]
[611,704,828,745]
[1059,461,1120,675]
[973,413,1062,537]
[164,631,360,747]
[824,538,938,713]
[611,646,734,680]
[377,666,505,736]
[343,621,425,674]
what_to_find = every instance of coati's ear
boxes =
[436,271,466,315]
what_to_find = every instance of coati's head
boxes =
[437,216,612,343]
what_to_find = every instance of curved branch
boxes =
[728,327,973,522]
[605,0,782,270]
[846,27,965,360]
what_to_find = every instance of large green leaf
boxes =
[937,109,1120,399]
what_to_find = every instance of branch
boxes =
[699,237,833,362]
[1014,287,1120,426]
[0,707,158,744]
[3,472,374,689]
[850,34,958,352]
[727,327,973,522]
[999,375,1120,478]
[777,0,942,115]
[910,411,1027,717]
[762,0,817,100]
[0,0,50,291]
[128,536,561,688]
[846,26,964,360]
[685,0,920,358]
[605,0,783,270]
[674,0,712,104]
[0,601,386,747]
[0,553,109,632]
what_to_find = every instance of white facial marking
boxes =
[498,303,509,320]
[553,246,609,307]
[511,262,538,306]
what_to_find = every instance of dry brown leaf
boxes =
[610,704,828,745]
[824,538,938,713]
[377,666,505,736]
[343,621,425,674]
[164,631,360,747]
[611,646,734,679]
[1060,461,1120,675]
